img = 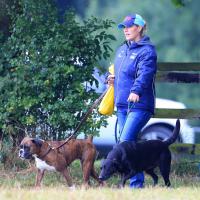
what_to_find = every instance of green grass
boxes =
[0,187,200,200]
[1,160,200,199]
[1,160,200,188]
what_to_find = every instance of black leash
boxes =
[116,102,135,143]
[38,89,108,158]
[54,89,108,150]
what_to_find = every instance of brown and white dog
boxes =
[19,136,102,188]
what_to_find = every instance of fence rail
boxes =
[155,62,200,120]
[158,62,200,71]
[156,71,200,83]
[145,62,200,160]
[154,108,200,119]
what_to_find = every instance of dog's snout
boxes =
[19,149,24,157]
[99,176,103,181]
[99,175,106,181]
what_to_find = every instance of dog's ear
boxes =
[112,158,121,168]
[32,138,43,147]
[113,158,123,171]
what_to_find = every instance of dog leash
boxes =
[40,144,53,159]
[116,102,135,144]
[38,89,108,158]
[52,89,109,150]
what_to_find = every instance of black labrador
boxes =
[99,119,180,187]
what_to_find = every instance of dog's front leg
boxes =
[117,173,128,188]
[35,169,45,188]
[120,170,136,187]
[91,167,105,186]
[118,173,126,188]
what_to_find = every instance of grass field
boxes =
[1,187,200,200]
[1,160,200,200]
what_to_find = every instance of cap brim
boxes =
[118,20,135,29]
[118,23,126,29]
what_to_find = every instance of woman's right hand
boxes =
[107,75,115,86]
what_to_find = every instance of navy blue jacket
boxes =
[114,36,157,114]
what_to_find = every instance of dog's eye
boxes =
[21,145,29,150]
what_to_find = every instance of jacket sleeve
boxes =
[130,49,157,96]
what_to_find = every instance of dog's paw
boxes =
[68,185,76,190]
[100,181,107,187]
[117,184,124,189]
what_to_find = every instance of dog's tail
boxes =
[164,119,180,146]
[87,135,93,143]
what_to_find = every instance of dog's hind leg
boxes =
[145,169,158,186]
[159,151,171,187]
[81,160,93,187]
[120,170,136,187]
[160,169,171,187]
[91,167,104,186]
[160,168,171,187]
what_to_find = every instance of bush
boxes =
[0,0,115,146]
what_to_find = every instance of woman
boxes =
[107,14,157,188]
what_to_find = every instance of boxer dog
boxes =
[19,136,102,188]
[99,119,180,187]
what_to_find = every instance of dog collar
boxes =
[39,143,54,159]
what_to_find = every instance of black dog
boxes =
[99,119,180,187]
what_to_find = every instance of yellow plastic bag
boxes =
[98,64,114,115]
[108,64,114,74]
[98,86,114,115]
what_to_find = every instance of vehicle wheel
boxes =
[138,125,180,142]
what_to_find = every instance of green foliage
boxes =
[171,161,199,176]
[0,0,115,141]
[171,0,185,7]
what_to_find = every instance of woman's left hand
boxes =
[127,92,140,103]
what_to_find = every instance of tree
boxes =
[0,0,186,40]
[0,0,115,145]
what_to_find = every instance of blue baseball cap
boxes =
[118,14,146,29]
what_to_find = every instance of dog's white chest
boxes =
[34,156,56,171]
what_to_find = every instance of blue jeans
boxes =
[117,108,152,188]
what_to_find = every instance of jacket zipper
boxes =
[152,74,156,111]
[116,49,128,104]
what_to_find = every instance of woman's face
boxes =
[123,25,142,42]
